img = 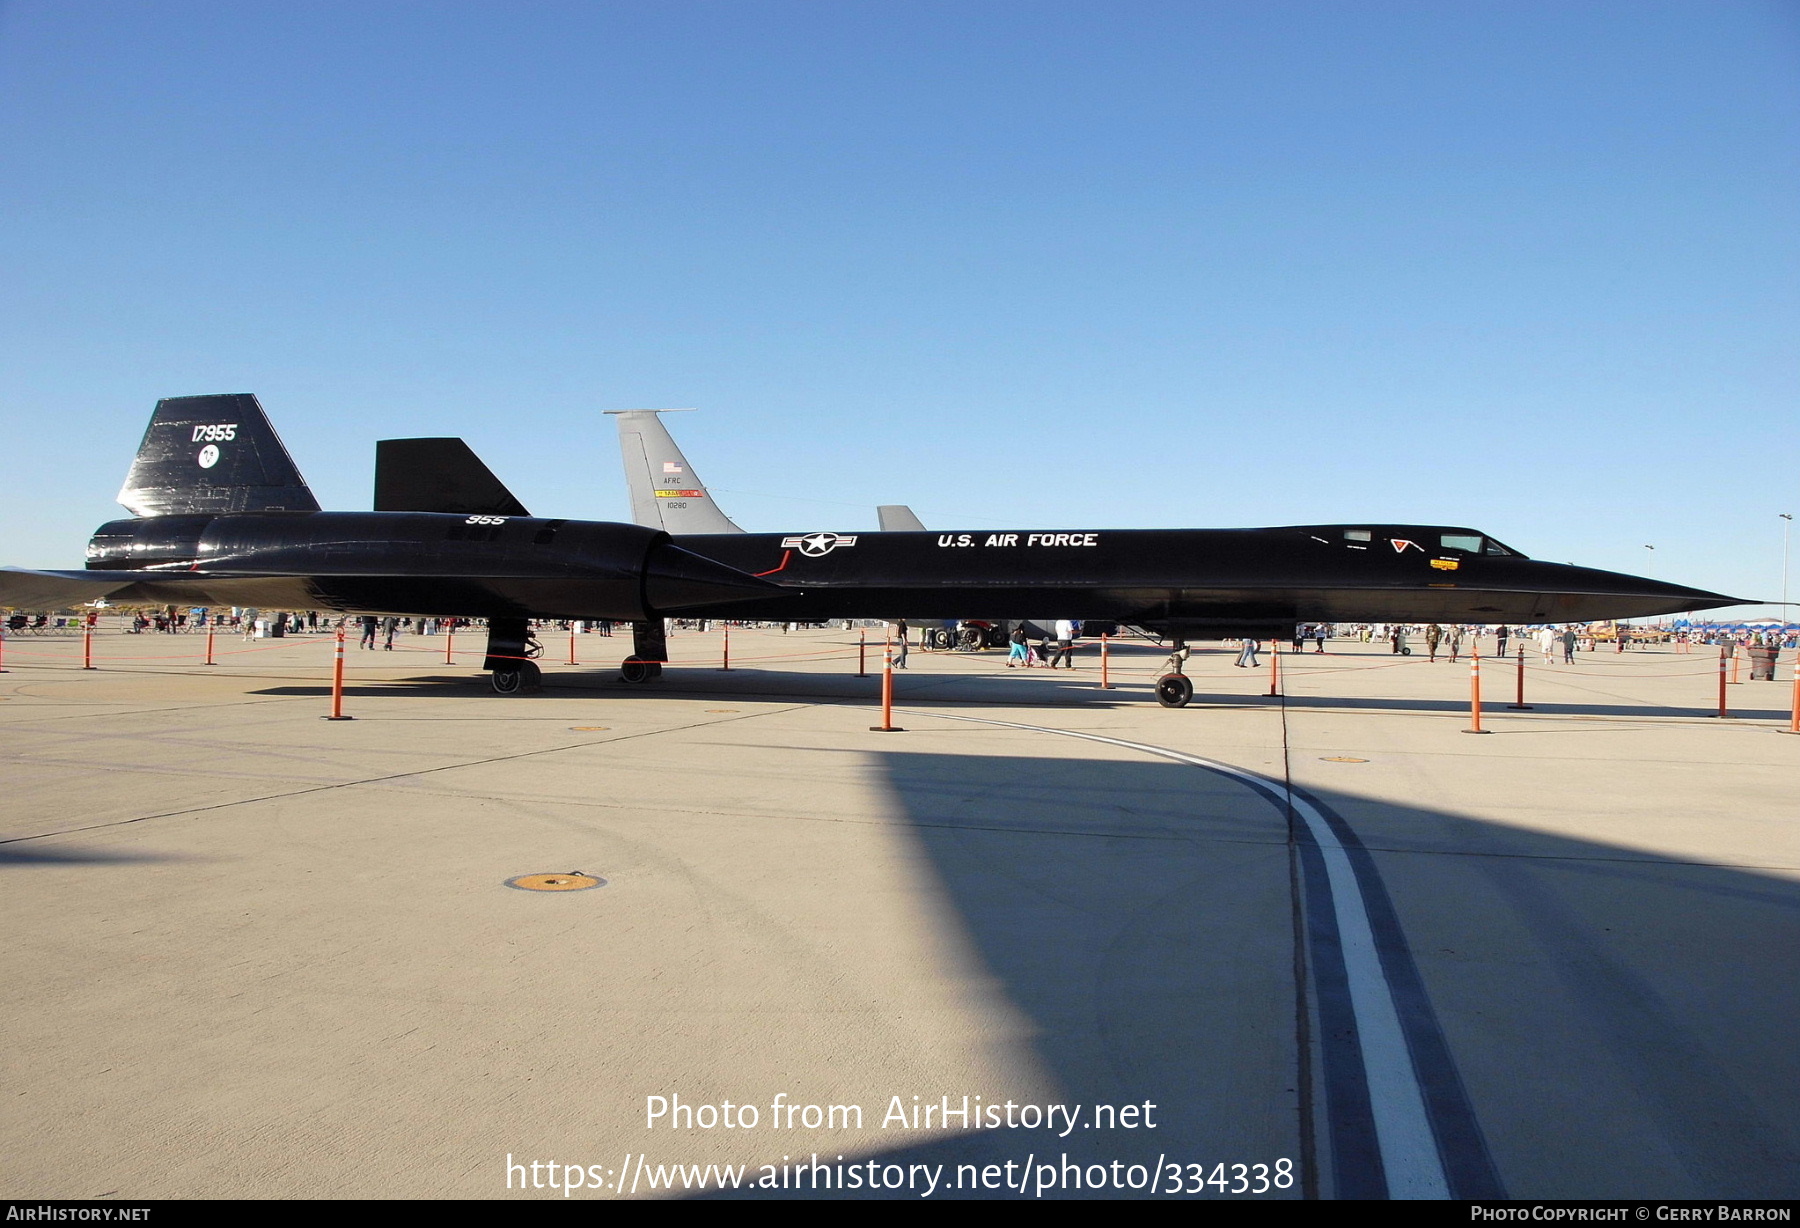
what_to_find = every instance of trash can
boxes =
[1747,646,1778,681]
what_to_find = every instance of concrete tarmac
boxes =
[1,625,1795,1199]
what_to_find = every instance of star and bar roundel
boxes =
[780,532,859,557]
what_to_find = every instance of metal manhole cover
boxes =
[1320,756,1369,763]
[505,872,607,892]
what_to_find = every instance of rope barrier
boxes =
[7,627,1790,734]
[0,631,1764,679]
[0,635,351,662]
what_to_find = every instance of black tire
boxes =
[1155,673,1194,708]
[984,627,1010,649]
[957,627,983,651]
[932,628,954,650]
[620,659,651,683]
[491,660,541,695]
[1402,646,1412,656]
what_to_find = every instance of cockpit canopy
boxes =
[1336,527,1523,557]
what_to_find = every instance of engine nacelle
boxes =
[84,512,781,621]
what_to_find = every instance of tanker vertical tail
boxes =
[606,408,744,535]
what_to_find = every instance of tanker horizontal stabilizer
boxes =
[877,505,927,532]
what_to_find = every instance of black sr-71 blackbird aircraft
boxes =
[0,395,1740,706]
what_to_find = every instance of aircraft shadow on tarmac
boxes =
[244,669,1795,723]
[1266,694,1794,721]
[695,751,1799,1200]
[0,844,196,867]
[247,667,1150,707]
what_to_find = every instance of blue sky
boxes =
[2,1,1796,615]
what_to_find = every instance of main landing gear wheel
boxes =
[620,659,663,683]
[1155,673,1194,708]
[491,661,541,695]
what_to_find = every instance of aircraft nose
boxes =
[643,543,787,611]
[1603,568,1744,609]
[1540,563,1746,621]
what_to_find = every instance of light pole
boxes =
[1782,514,1793,630]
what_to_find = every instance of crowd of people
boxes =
[6,609,1794,667]
[1313,622,1796,659]
[960,620,1797,671]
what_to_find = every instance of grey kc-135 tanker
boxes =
[0,394,1741,706]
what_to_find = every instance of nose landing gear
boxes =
[1156,640,1193,708]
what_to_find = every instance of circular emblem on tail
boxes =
[197,445,220,469]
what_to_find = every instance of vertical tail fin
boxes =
[374,438,530,515]
[605,408,744,534]
[118,394,319,517]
